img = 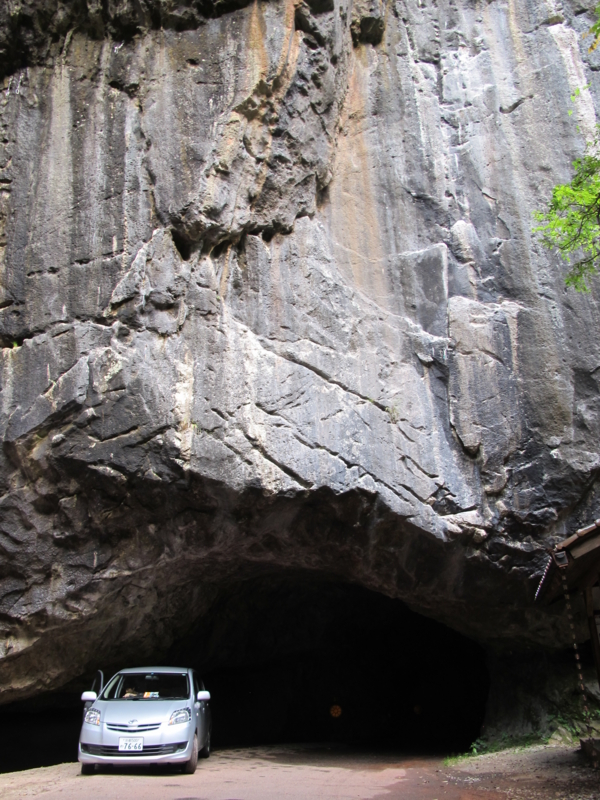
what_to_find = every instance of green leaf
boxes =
[584,5,600,51]
[534,125,600,292]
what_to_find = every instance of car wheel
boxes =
[199,729,211,759]
[182,734,198,774]
[80,764,95,775]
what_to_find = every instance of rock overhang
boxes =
[0,0,600,703]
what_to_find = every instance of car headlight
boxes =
[84,708,101,726]
[168,707,191,725]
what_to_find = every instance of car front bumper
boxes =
[79,722,194,765]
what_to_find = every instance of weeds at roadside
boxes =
[443,706,600,766]
[443,733,551,766]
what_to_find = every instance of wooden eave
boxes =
[536,521,600,605]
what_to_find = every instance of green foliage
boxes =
[567,84,590,117]
[546,712,581,738]
[444,705,600,766]
[443,732,549,765]
[468,732,549,756]
[583,4,600,52]
[533,3,600,292]
[534,128,600,293]
[386,404,399,424]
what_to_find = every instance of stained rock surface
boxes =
[1,0,600,705]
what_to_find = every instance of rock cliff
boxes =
[1,0,600,704]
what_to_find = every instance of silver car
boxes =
[78,666,211,775]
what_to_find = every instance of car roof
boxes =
[117,666,191,674]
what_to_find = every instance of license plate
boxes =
[118,737,143,751]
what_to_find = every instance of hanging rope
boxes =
[559,570,595,748]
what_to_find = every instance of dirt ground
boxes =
[0,743,596,799]
[446,743,599,800]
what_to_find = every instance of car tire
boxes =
[182,734,198,774]
[80,764,95,775]
[199,729,211,759]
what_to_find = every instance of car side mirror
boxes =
[196,690,211,702]
[81,691,97,702]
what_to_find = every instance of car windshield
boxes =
[101,672,189,700]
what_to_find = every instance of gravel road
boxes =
[0,743,595,800]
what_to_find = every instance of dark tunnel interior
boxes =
[0,575,490,773]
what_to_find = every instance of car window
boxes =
[101,673,123,699]
[193,673,200,696]
[101,672,189,700]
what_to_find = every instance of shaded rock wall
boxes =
[1,0,600,704]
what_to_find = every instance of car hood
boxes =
[97,699,190,725]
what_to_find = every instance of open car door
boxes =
[83,670,104,718]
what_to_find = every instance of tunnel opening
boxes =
[174,575,490,752]
[0,574,490,773]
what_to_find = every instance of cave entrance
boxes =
[169,574,490,752]
[0,574,489,773]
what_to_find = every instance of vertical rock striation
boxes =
[1,0,600,702]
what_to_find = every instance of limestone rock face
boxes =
[1,0,600,702]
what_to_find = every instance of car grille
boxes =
[106,723,161,732]
[81,743,186,757]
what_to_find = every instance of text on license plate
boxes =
[119,737,143,751]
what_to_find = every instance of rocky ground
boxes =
[0,743,597,799]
